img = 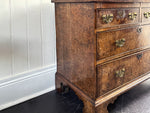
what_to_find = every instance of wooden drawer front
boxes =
[142,8,150,24]
[97,49,150,97]
[96,8,139,29]
[97,25,150,60]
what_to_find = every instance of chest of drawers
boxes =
[53,0,150,113]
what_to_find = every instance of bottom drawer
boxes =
[97,49,150,97]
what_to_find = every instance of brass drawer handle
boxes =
[102,14,114,24]
[115,38,126,47]
[116,68,125,78]
[128,13,137,20]
[144,12,150,18]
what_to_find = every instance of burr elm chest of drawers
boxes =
[52,0,150,112]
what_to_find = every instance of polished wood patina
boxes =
[53,0,150,112]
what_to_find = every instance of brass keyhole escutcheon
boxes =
[117,10,125,18]
[115,38,126,47]
[102,14,114,24]
[116,68,126,78]
[137,53,143,60]
[128,13,137,20]
[137,27,142,33]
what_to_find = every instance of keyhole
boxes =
[137,53,143,60]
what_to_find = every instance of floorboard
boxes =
[1,79,150,113]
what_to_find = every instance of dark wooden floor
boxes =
[1,79,150,113]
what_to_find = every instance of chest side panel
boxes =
[55,3,97,99]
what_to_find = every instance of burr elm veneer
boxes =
[53,0,150,112]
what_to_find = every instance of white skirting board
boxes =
[0,64,56,111]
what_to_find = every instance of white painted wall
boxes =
[0,0,56,79]
[0,0,56,110]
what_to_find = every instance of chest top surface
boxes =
[52,0,150,3]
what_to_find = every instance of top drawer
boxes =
[96,8,140,29]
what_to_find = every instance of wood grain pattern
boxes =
[56,72,118,113]
[52,0,150,3]
[141,2,150,7]
[95,2,140,9]
[54,1,150,113]
[96,8,140,29]
[55,3,97,100]
[97,49,150,97]
[97,25,150,60]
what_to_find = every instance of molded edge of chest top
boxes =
[52,0,150,3]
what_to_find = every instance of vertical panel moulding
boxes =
[40,0,43,67]
[9,0,13,76]
[41,0,45,66]
[27,0,42,70]
[9,0,14,77]
[10,0,28,75]
[41,0,56,66]
[0,0,12,79]
[26,0,30,70]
